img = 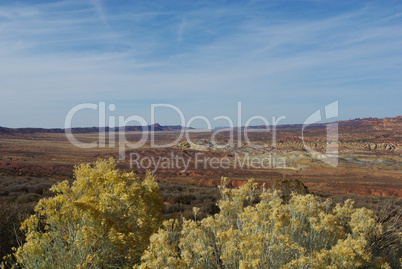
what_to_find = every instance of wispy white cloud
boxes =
[0,1,401,127]
[90,0,109,28]
[177,19,186,43]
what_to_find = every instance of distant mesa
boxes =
[0,116,401,134]
[214,126,231,130]
[0,123,192,135]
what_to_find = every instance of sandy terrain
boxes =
[0,116,400,198]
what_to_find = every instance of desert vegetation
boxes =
[1,159,400,268]
[5,159,163,268]
[137,179,401,269]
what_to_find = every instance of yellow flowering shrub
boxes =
[13,159,163,268]
[136,178,399,269]
[10,164,400,269]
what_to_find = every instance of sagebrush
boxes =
[11,159,163,268]
[137,179,401,269]
[8,160,401,269]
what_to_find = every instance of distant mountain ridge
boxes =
[0,123,191,135]
[245,116,402,130]
[0,116,401,134]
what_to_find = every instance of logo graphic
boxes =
[302,101,338,167]
[64,101,339,169]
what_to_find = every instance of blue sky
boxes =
[0,0,401,128]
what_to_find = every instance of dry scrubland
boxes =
[0,117,401,267]
[1,159,400,268]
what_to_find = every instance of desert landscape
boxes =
[1,116,400,197]
[1,0,402,267]
[1,116,401,265]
